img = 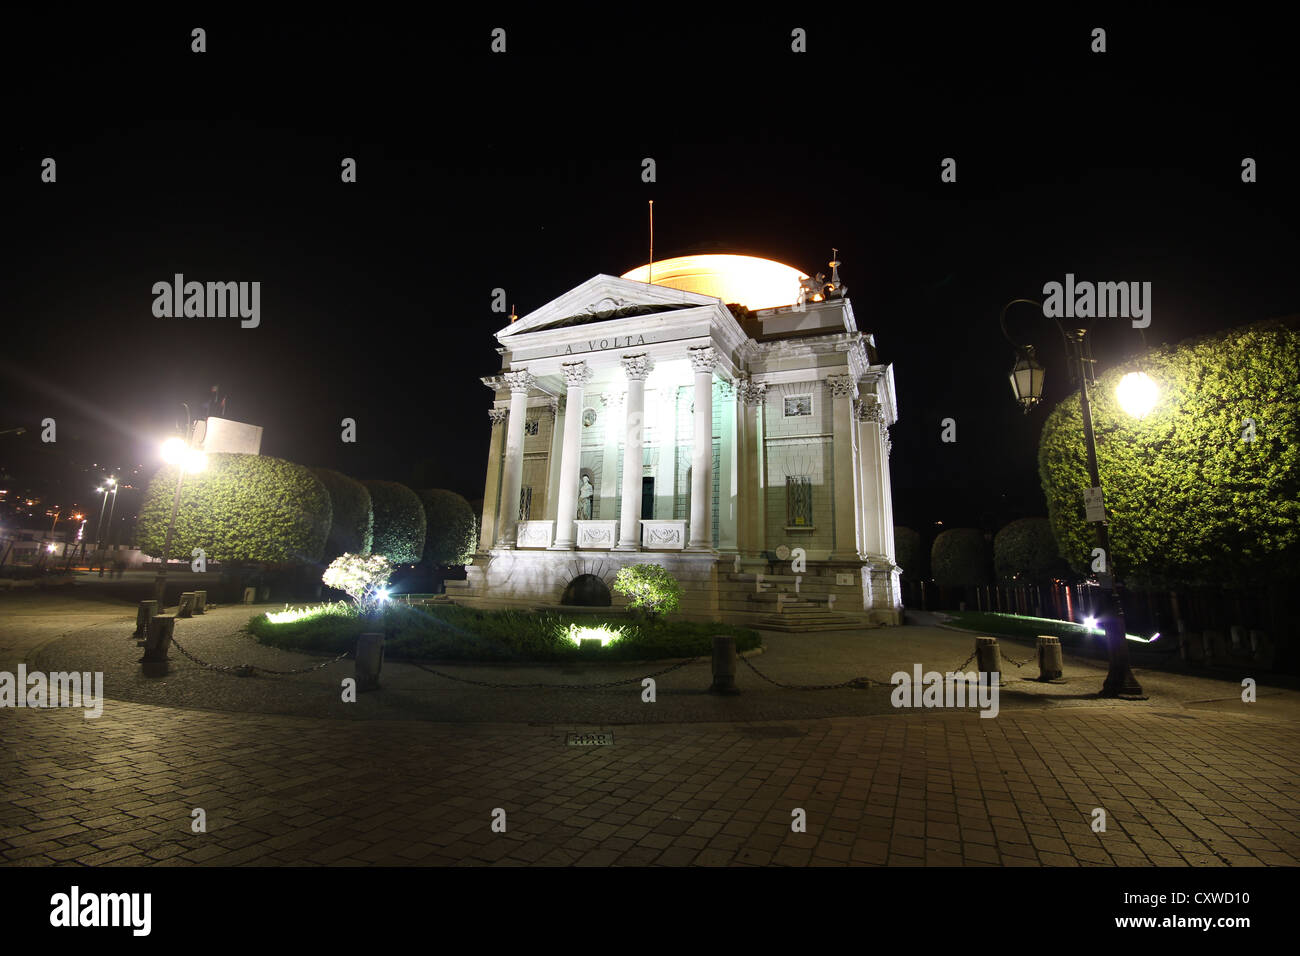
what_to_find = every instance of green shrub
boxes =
[612,564,682,617]
[993,517,1067,584]
[930,528,991,589]
[362,481,426,563]
[893,526,925,579]
[137,453,331,563]
[1039,317,1300,587]
[312,468,373,560]
[416,488,477,566]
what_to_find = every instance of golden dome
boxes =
[621,254,808,311]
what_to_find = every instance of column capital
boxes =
[544,399,560,420]
[738,381,768,407]
[621,354,654,381]
[688,346,717,373]
[856,398,884,423]
[488,407,509,426]
[826,373,857,400]
[883,426,893,458]
[502,369,535,393]
[561,361,593,387]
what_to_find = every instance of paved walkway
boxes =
[1,593,1298,866]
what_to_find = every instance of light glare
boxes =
[1116,371,1159,419]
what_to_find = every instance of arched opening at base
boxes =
[561,573,611,607]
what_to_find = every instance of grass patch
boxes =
[247,601,761,662]
[940,610,1166,651]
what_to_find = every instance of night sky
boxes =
[3,14,1296,546]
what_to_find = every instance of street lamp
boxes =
[153,405,207,605]
[999,298,1144,698]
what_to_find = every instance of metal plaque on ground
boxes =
[566,732,614,747]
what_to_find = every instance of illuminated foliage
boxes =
[312,468,374,560]
[613,563,682,617]
[1038,318,1300,587]
[416,488,477,566]
[321,553,392,612]
[137,453,331,563]
[362,480,426,564]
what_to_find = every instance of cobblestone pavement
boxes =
[2,701,1297,867]
[2,593,1298,866]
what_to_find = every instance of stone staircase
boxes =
[731,571,872,632]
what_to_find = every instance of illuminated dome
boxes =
[622,254,809,311]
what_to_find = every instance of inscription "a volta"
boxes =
[563,335,646,355]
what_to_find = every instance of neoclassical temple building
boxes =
[455,253,901,626]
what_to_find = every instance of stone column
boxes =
[495,369,534,548]
[614,355,653,550]
[856,399,888,557]
[543,399,563,522]
[551,363,591,549]
[599,392,622,520]
[718,382,739,553]
[851,398,866,557]
[686,346,716,551]
[828,373,859,561]
[739,381,767,557]
[881,425,897,565]
[478,408,508,551]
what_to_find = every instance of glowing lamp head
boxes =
[161,437,187,464]
[1082,615,1099,630]
[377,588,390,602]
[1116,371,1159,419]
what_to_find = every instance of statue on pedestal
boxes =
[577,475,594,520]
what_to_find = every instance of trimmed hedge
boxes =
[894,526,925,579]
[363,480,426,563]
[993,517,1066,584]
[313,468,374,560]
[1038,317,1300,587]
[137,453,331,563]
[417,488,477,566]
[931,528,991,588]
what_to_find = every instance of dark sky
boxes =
[2,13,1296,544]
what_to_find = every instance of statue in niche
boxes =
[577,475,594,520]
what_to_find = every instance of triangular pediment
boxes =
[498,274,722,339]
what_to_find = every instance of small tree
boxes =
[322,553,392,615]
[613,564,682,619]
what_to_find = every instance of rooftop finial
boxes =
[827,248,846,298]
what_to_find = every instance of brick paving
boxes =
[2,701,1297,866]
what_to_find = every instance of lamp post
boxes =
[99,479,119,576]
[153,405,206,605]
[1000,299,1145,698]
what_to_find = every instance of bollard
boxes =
[141,614,176,662]
[134,600,158,639]
[243,586,256,604]
[355,632,384,692]
[193,590,207,614]
[709,635,740,695]
[178,592,195,618]
[1036,635,1064,681]
[974,636,1001,680]
[258,586,271,602]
